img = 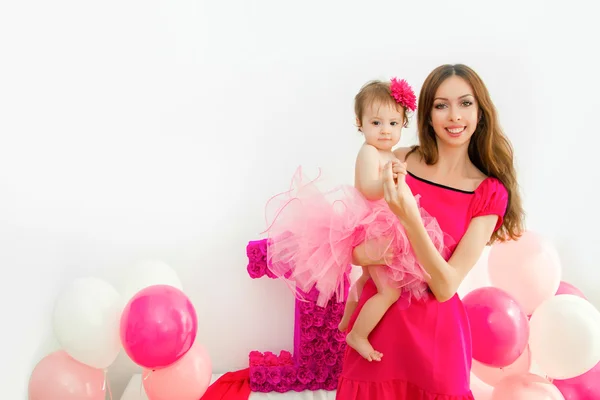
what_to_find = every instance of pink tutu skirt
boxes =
[263,167,449,307]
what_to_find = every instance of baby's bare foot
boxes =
[338,319,349,332]
[346,331,383,362]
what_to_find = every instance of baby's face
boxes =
[358,102,404,151]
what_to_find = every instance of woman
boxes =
[335,64,525,399]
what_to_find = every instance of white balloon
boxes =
[52,277,122,369]
[529,294,600,379]
[120,259,183,303]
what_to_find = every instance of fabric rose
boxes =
[332,329,346,342]
[330,302,345,317]
[299,341,315,357]
[300,301,315,315]
[312,350,325,364]
[300,326,316,341]
[246,240,265,263]
[314,338,329,353]
[267,368,281,385]
[296,367,315,384]
[249,351,264,366]
[251,366,267,385]
[247,261,266,279]
[257,239,268,255]
[329,340,345,353]
[278,350,293,365]
[300,314,314,329]
[274,381,288,393]
[324,377,338,390]
[264,351,279,366]
[326,316,340,330]
[314,366,329,383]
[324,351,338,366]
[281,365,297,386]
[292,381,306,392]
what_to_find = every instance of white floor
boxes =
[120,373,336,400]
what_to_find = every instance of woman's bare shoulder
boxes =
[392,146,413,161]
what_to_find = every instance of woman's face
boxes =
[430,75,479,149]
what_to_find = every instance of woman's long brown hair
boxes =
[407,64,525,244]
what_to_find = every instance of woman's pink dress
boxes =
[336,171,509,400]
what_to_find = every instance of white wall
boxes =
[1,0,598,398]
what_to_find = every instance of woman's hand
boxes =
[383,161,421,225]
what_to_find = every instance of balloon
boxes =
[553,361,600,400]
[463,287,530,367]
[555,281,586,299]
[471,373,493,400]
[28,350,106,400]
[120,284,197,369]
[472,345,532,387]
[143,340,212,400]
[529,294,600,380]
[488,231,561,315]
[52,277,122,368]
[491,373,564,399]
[120,259,183,303]
[458,248,491,298]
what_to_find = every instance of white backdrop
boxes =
[1,0,598,398]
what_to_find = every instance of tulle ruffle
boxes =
[262,167,451,307]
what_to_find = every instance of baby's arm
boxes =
[355,144,386,200]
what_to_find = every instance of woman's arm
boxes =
[402,214,497,301]
[381,161,497,302]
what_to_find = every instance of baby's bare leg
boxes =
[339,267,370,332]
[345,266,401,361]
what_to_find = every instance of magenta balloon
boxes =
[463,287,530,367]
[555,281,587,299]
[120,284,198,369]
[554,361,600,400]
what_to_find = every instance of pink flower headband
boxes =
[390,77,417,111]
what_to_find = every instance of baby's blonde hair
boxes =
[354,80,410,129]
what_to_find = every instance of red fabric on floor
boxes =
[200,368,251,400]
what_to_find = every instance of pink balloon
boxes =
[473,345,532,387]
[143,340,212,400]
[553,361,600,400]
[28,351,105,400]
[463,287,530,367]
[120,284,198,369]
[488,230,561,315]
[492,373,564,399]
[555,281,587,299]
[471,374,494,399]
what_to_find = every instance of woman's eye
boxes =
[434,103,446,109]
[462,101,473,107]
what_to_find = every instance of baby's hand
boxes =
[391,159,407,182]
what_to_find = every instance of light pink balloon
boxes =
[488,231,561,315]
[143,340,212,400]
[556,281,586,299]
[492,373,564,400]
[28,351,106,400]
[471,374,493,399]
[473,346,532,387]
